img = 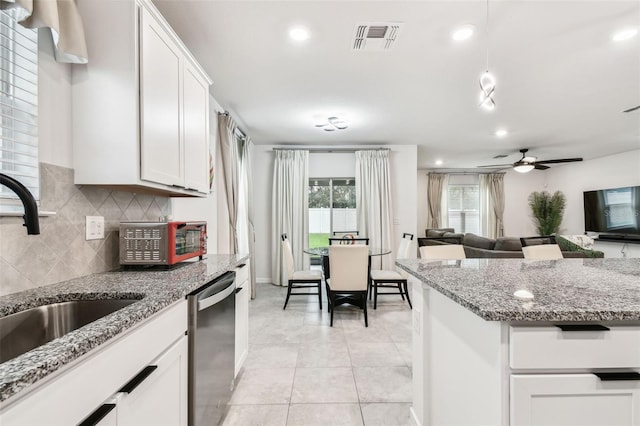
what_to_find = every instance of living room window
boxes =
[448,179,480,234]
[0,9,39,213]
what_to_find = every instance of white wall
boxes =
[252,145,418,284]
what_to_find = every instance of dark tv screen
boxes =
[583,186,640,235]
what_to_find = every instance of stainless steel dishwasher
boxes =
[188,271,236,426]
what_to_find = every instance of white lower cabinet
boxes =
[511,374,640,426]
[108,336,188,426]
[0,300,188,426]
[235,262,250,377]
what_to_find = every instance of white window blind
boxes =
[1,9,39,212]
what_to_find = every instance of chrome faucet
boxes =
[0,173,40,235]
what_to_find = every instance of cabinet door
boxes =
[140,5,183,187]
[183,62,210,193]
[117,336,188,426]
[511,374,640,426]
[235,266,249,376]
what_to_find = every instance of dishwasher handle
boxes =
[198,282,235,311]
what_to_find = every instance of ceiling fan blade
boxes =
[623,105,640,113]
[534,164,550,170]
[536,158,583,164]
[477,164,511,168]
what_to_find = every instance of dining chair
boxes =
[369,234,415,309]
[522,244,563,260]
[419,244,467,260]
[281,234,323,310]
[326,245,370,327]
[328,237,369,245]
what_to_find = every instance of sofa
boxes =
[419,229,604,259]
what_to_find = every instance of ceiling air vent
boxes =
[352,22,403,51]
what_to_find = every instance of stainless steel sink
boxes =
[0,299,139,363]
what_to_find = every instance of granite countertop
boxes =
[0,254,248,404]
[396,258,640,322]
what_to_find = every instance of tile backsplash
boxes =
[0,163,170,296]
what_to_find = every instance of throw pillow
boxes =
[494,237,523,251]
[463,233,496,250]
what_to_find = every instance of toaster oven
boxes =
[119,221,207,266]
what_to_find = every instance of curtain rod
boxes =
[272,148,389,153]
[219,111,247,140]
[427,171,506,175]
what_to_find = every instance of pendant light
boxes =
[479,0,495,111]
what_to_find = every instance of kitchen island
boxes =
[0,254,248,422]
[395,258,640,426]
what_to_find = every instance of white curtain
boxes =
[272,150,309,286]
[427,173,449,228]
[479,173,505,238]
[1,0,88,63]
[355,150,393,270]
[237,136,256,299]
[218,113,240,253]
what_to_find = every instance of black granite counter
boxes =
[396,258,640,322]
[0,254,248,404]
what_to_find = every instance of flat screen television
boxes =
[583,186,640,236]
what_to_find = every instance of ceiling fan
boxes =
[478,149,583,173]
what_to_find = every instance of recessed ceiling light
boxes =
[435,159,443,166]
[289,26,310,42]
[452,25,475,41]
[495,129,508,137]
[612,28,638,42]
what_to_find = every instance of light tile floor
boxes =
[223,278,413,426]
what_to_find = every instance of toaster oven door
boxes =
[169,222,206,264]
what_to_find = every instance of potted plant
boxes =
[528,190,566,236]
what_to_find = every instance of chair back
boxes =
[328,245,369,291]
[332,231,359,236]
[419,244,466,260]
[522,244,563,260]
[397,238,411,259]
[281,238,295,277]
[329,237,369,245]
[520,236,557,247]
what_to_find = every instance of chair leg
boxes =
[329,292,334,327]
[317,281,322,310]
[283,281,293,310]
[363,293,368,327]
[368,278,373,301]
[399,283,406,301]
[404,281,412,309]
[373,281,378,310]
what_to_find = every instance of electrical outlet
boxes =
[86,216,105,240]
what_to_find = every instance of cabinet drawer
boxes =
[235,262,249,287]
[510,325,640,369]
[511,373,640,426]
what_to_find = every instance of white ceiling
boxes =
[153,0,640,170]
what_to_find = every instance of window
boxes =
[448,184,479,234]
[308,178,356,252]
[1,9,39,212]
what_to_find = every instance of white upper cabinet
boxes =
[72,0,212,196]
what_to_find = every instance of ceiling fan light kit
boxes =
[513,163,535,173]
